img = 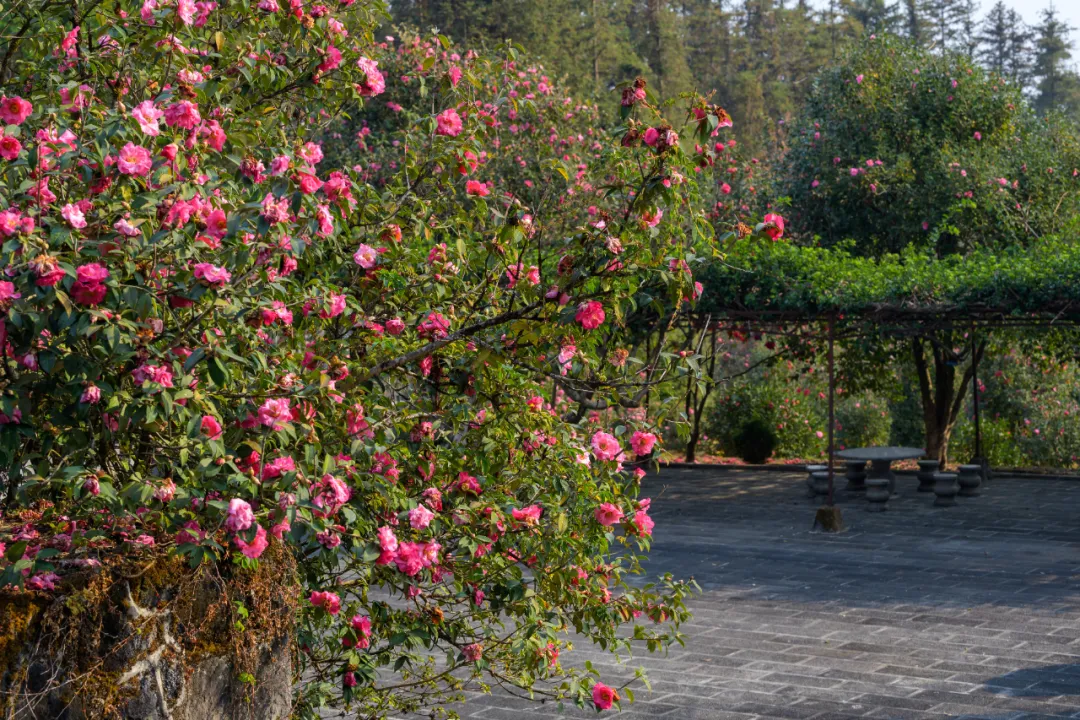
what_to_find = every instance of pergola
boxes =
[688,237,1080,505]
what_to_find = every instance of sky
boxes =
[1001,0,1080,35]
[808,0,1080,48]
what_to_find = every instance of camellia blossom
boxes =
[762,212,785,241]
[436,107,463,137]
[224,498,254,533]
[356,56,385,96]
[592,682,618,711]
[630,431,658,456]
[591,431,622,462]
[193,263,231,287]
[465,180,489,196]
[594,503,624,527]
[309,590,341,615]
[132,100,164,136]
[0,96,33,125]
[511,505,543,525]
[164,100,201,129]
[258,397,293,430]
[61,203,87,229]
[201,415,223,440]
[235,524,269,558]
[575,301,605,330]
[353,243,378,268]
[409,504,435,529]
[117,143,152,175]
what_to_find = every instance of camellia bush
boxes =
[0,0,763,716]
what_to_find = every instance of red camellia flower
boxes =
[592,682,618,710]
[762,212,785,240]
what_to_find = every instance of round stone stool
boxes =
[933,472,959,507]
[844,461,868,491]
[865,476,890,511]
[957,464,982,497]
[805,464,827,498]
[916,459,939,493]
[811,471,831,497]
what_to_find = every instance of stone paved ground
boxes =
[456,467,1080,720]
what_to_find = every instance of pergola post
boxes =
[827,317,836,507]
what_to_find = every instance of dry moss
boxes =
[0,543,299,719]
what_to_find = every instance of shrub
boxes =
[0,2,764,715]
[835,394,892,450]
[733,418,777,463]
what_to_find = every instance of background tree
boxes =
[1032,5,1080,117]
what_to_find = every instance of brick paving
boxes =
[458,467,1080,720]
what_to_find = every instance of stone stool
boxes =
[811,471,831,497]
[844,461,868,491]
[957,464,982,497]
[933,472,959,507]
[805,464,827,498]
[916,459,939,493]
[865,476,890,511]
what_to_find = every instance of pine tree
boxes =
[923,0,968,53]
[977,1,1033,85]
[843,0,902,37]
[1033,5,1080,117]
[902,0,925,46]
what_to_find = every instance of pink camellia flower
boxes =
[132,100,164,136]
[77,263,109,285]
[351,614,372,648]
[632,509,655,536]
[235,523,269,559]
[165,100,201,129]
[462,643,483,662]
[394,541,424,575]
[761,212,785,241]
[201,415,223,440]
[409,504,435,529]
[81,385,102,404]
[356,56,385,96]
[376,526,398,565]
[591,431,622,462]
[630,431,657,456]
[353,243,378,268]
[309,590,341,615]
[592,682,618,711]
[594,503,624,527]
[465,180,489,196]
[575,301,605,330]
[258,397,293,430]
[224,498,254,533]
[0,96,33,125]
[511,505,543,526]
[526,395,543,411]
[72,263,109,305]
[193,262,231,287]
[856,74,864,84]
[385,317,405,335]
[117,142,152,176]
[974,131,982,141]
[62,203,87,229]
[83,476,100,496]
[436,107,462,137]
[643,127,660,147]
[0,135,22,161]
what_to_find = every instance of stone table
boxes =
[836,446,924,511]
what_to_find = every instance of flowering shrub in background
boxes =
[0,0,776,715]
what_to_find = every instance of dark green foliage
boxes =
[734,418,779,463]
